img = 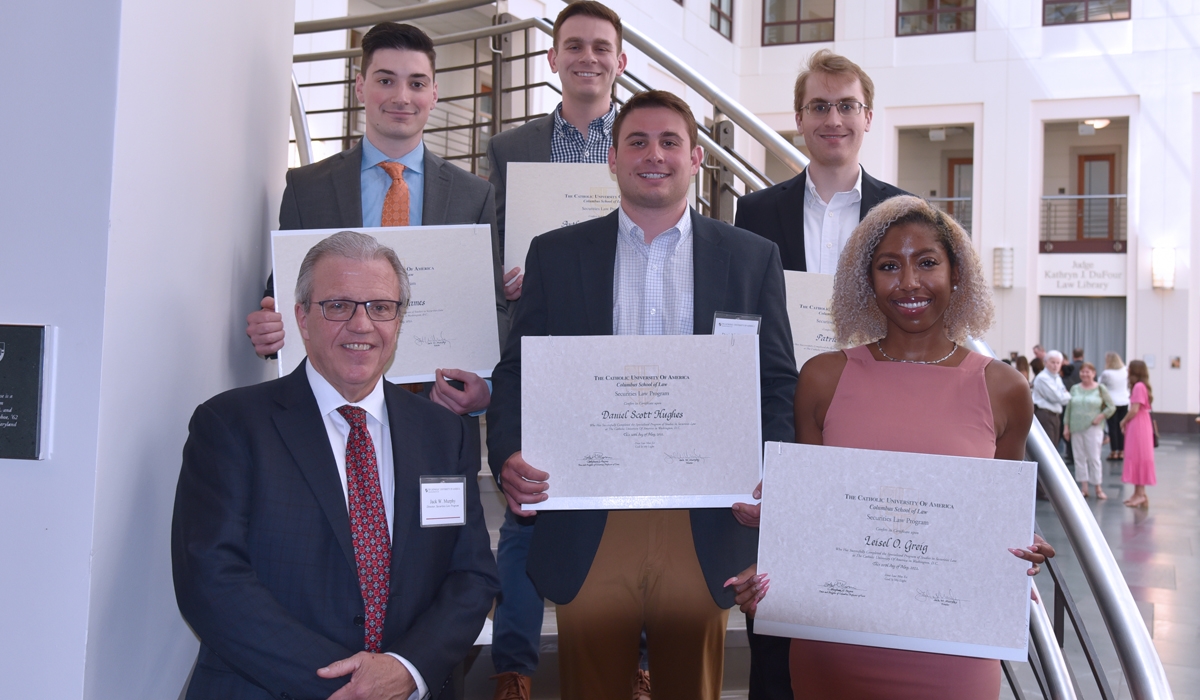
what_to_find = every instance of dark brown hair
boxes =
[793,49,875,113]
[361,22,436,77]
[553,1,623,52]
[612,90,697,149]
[1127,360,1154,406]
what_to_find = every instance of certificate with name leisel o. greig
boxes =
[521,335,762,510]
[754,442,1037,661]
[272,225,500,383]
[504,163,619,273]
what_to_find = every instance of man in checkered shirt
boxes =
[483,3,628,698]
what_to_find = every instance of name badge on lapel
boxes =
[420,476,466,527]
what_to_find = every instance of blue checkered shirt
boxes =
[551,101,617,164]
[613,206,695,336]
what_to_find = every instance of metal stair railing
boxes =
[966,337,1173,700]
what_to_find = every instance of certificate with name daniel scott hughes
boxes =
[272,225,500,383]
[754,442,1037,661]
[521,334,762,510]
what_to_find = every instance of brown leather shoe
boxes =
[633,668,652,700]
[490,672,532,700]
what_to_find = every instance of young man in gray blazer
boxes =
[732,50,908,700]
[483,4,628,697]
[487,90,797,700]
[246,22,506,417]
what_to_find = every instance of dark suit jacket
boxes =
[272,141,510,342]
[485,210,798,609]
[485,114,554,261]
[172,364,499,700]
[734,167,909,272]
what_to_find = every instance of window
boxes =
[711,0,733,39]
[1043,0,1130,25]
[762,0,834,46]
[897,0,975,36]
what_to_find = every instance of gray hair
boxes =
[1046,350,1064,362]
[295,231,409,312]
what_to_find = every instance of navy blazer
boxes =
[734,167,909,272]
[172,364,499,700]
[485,210,798,608]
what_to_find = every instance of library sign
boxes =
[1037,254,1126,296]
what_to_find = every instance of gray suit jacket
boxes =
[486,209,798,608]
[275,141,509,342]
[485,114,554,262]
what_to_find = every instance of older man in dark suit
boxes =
[246,22,506,416]
[173,231,498,700]
[487,90,797,700]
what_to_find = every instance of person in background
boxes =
[1029,357,1044,388]
[483,4,632,697]
[1032,344,1045,363]
[1120,360,1156,508]
[1063,362,1115,499]
[1063,347,1085,391]
[1099,352,1129,460]
[1015,355,1031,384]
[1032,350,1071,450]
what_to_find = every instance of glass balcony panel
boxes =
[800,0,835,20]
[764,24,799,44]
[799,20,834,42]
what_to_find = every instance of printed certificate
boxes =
[504,163,619,271]
[784,271,837,369]
[754,442,1037,661]
[272,225,500,383]
[521,335,762,510]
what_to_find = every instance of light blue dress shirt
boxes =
[360,137,425,227]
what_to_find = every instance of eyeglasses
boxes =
[801,101,867,117]
[315,299,404,322]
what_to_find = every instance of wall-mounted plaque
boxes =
[0,325,51,460]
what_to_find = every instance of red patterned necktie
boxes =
[337,405,392,652]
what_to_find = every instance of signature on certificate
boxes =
[413,332,451,347]
[820,580,860,594]
[663,449,706,464]
[916,589,966,606]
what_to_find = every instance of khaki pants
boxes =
[556,510,729,700]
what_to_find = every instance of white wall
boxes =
[0,1,122,696]
[83,0,295,696]
[0,0,295,697]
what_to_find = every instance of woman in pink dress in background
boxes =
[1120,360,1155,508]
[731,196,1055,699]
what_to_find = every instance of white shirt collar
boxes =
[617,205,693,251]
[305,361,389,428]
[805,165,864,205]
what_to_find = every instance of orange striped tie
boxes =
[378,162,410,227]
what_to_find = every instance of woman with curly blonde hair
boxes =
[735,196,1054,699]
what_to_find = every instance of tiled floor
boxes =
[471,430,1199,699]
[1008,433,1199,700]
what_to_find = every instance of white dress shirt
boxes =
[613,205,695,336]
[1032,369,1071,414]
[306,363,427,700]
[803,166,863,274]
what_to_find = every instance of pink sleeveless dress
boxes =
[789,345,1003,699]
[1121,382,1155,486]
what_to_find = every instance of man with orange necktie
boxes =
[245,22,510,416]
[174,231,498,700]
